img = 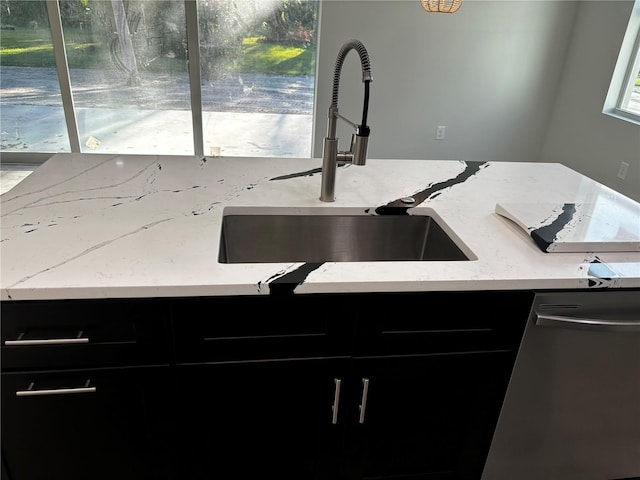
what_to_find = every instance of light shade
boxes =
[421,0,463,13]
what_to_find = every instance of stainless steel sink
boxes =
[218,207,475,263]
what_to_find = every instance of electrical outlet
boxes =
[617,161,630,180]
[436,125,446,140]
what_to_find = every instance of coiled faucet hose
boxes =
[330,39,373,111]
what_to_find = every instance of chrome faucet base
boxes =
[320,138,338,202]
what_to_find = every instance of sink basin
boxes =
[218,207,475,263]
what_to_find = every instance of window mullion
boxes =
[46,0,81,153]
[618,34,640,112]
[185,0,204,157]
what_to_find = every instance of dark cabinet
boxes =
[1,299,172,480]
[170,291,533,480]
[343,352,516,480]
[171,294,354,479]
[342,290,532,480]
[173,359,349,480]
[1,366,171,480]
[171,294,354,363]
[1,299,170,371]
[2,290,533,480]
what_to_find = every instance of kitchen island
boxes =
[1,153,639,300]
[1,154,639,480]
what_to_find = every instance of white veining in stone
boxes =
[1,154,639,300]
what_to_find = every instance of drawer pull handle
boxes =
[536,313,640,333]
[331,378,342,424]
[5,331,89,346]
[16,380,96,397]
[358,378,370,424]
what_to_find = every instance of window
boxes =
[604,0,640,124]
[0,0,70,153]
[0,0,319,158]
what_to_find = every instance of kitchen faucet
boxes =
[320,39,373,202]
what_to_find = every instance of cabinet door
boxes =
[1,366,171,480]
[344,352,515,480]
[174,358,349,480]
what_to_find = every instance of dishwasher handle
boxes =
[536,313,640,333]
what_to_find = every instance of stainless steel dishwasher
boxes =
[482,289,640,480]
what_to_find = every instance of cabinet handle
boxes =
[331,378,342,424]
[536,313,640,333]
[16,380,96,397]
[5,330,89,346]
[358,378,369,424]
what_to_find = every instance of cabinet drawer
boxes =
[1,366,172,480]
[355,291,534,356]
[1,299,171,370]
[171,295,354,363]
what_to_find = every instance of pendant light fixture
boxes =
[420,0,463,13]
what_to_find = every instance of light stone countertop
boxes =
[1,153,639,301]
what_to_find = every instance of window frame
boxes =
[604,0,640,125]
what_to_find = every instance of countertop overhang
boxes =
[1,153,639,300]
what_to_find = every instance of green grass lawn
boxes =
[0,27,315,76]
[0,27,109,68]
[1,28,57,67]
[238,37,315,76]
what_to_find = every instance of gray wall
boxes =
[314,0,639,201]
[540,1,639,201]
[313,0,578,161]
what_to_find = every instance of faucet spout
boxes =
[320,39,372,202]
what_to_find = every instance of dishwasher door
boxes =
[482,289,640,480]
